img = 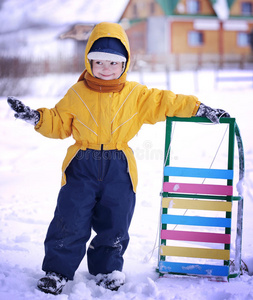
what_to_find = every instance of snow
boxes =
[1,69,253,299]
[212,0,230,21]
[95,271,125,290]
[193,19,220,31]
[223,21,249,31]
[0,0,129,33]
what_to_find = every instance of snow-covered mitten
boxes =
[196,103,230,124]
[37,272,68,295]
[95,270,125,291]
[7,96,40,126]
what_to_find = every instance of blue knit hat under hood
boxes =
[87,37,128,63]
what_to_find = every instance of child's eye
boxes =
[95,61,103,65]
[110,62,118,65]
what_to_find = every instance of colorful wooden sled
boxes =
[158,116,244,281]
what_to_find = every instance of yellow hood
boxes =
[84,22,131,76]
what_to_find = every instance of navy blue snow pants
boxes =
[42,148,136,280]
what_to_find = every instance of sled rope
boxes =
[165,122,229,230]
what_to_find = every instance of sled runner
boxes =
[158,116,244,281]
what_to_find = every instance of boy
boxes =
[7,22,229,295]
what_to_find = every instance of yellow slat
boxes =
[162,197,232,212]
[160,245,230,260]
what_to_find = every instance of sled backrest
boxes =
[158,117,242,281]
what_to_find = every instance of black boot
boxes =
[95,271,125,291]
[37,272,68,295]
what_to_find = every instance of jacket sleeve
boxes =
[137,86,201,125]
[35,92,74,139]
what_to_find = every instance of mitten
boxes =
[7,96,40,126]
[196,103,230,124]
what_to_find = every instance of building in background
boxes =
[120,0,253,69]
[1,0,252,75]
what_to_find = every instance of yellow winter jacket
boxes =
[35,22,200,192]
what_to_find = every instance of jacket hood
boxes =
[84,22,130,77]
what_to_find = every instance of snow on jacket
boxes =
[35,22,200,192]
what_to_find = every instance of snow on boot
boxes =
[37,272,68,295]
[95,270,125,291]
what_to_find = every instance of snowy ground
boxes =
[1,70,253,299]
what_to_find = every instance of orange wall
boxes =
[230,0,253,16]
[126,21,147,54]
[171,21,219,53]
[170,21,252,54]
[224,30,251,54]
[122,0,164,19]
[175,0,215,15]
[122,0,253,55]
[227,22,253,54]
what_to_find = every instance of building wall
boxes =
[226,31,247,54]
[223,23,253,54]
[122,0,164,19]
[170,20,253,55]
[123,0,253,57]
[174,0,215,15]
[170,21,219,53]
[230,0,253,16]
[126,21,147,54]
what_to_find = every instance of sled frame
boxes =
[158,117,244,281]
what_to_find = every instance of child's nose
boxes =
[103,63,110,70]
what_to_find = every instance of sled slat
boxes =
[159,261,229,277]
[164,166,233,179]
[161,214,231,228]
[161,230,231,244]
[160,245,230,260]
[162,198,232,212]
[163,182,233,196]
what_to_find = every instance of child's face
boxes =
[92,60,123,80]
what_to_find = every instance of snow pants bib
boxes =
[42,148,136,280]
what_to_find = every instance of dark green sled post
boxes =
[158,116,244,281]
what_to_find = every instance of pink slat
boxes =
[161,230,231,244]
[163,182,233,196]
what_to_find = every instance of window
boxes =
[133,3,138,18]
[241,2,253,16]
[237,32,250,47]
[150,2,155,15]
[187,0,200,14]
[188,31,204,46]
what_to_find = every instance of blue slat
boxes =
[159,261,229,277]
[164,166,233,180]
[161,214,231,228]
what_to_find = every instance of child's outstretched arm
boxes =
[195,103,230,123]
[7,96,40,126]
[136,86,230,125]
[7,95,73,140]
